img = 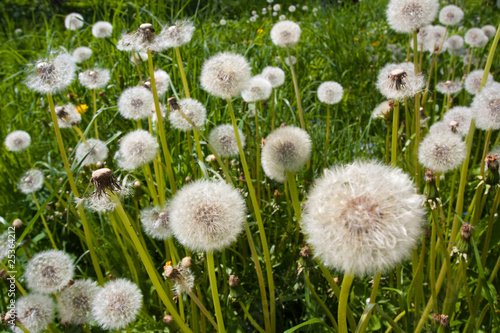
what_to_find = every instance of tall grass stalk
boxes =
[286,48,305,130]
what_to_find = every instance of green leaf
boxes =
[283,318,333,333]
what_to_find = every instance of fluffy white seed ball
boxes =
[117,129,158,170]
[158,20,195,48]
[464,70,494,95]
[118,86,154,120]
[168,98,207,131]
[418,131,466,173]
[376,62,425,100]
[79,68,111,89]
[270,20,301,47]
[386,0,439,33]
[242,76,272,102]
[18,169,44,194]
[5,130,31,152]
[208,124,245,158]
[58,279,100,325]
[465,28,488,48]
[472,84,500,130]
[439,5,464,26]
[65,13,84,30]
[317,81,344,104]
[92,21,113,38]
[442,106,472,136]
[75,139,109,165]
[482,25,496,39]
[26,53,76,94]
[55,104,81,128]
[72,46,92,63]
[25,250,74,294]
[16,294,55,333]
[140,205,172,240]
[261,66,285,88]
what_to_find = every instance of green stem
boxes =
[93,89,98,139]
[32,194,57,249]
[175,47,190,98]
[324,104,330,169]
[238,301,266,333]
[186,290,218,331]
[391,100,399,166]
[304,270,338,331]
[255,104,262,203]
[286,48,305,130]
[206,252,225,333]
[338,274,355,333]
[356,271,382,333]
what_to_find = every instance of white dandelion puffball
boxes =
[465,28,488,48]
[200,52,251,99]
[412,25,433,52]
[169,180,246,252]
[158,20,195,48]
[271,20,301,47]
[151,68,170,97]
[442,106,472,136]
[92,279,143,330]
[261,126,311,182]
[372,101,392,119]
[428,121,457,137]
[5,130,30,152]
[439,5,464,26]
[284,55,297,66]
[289,5,296,12]
[301,161,425,276]
[0,231,11,262]
[18,169,44,194]
[79,68,111,89]
[75,139,109,165]
[425,25,447,53]
[446,35,464,51]
[376,62,425,100]
[58,279,100,325]
[118,86,154,120]
[55,104,81,128]
[242,76,272,102]
[482,25,496,39]
[117,23,162,52]
[418,131,466,173]
[16,294,55,333]
[92,21,113,38]
[261,66,285,88]
[386,0,439,33]
[168,98,207,131]
[117,130,158,170]
[140,205,172,240]
[464,70,494,95]
[72,46,92,63]
[25,250,74,294]
[273,4,280,10]
[208,124,245,158]
[151,102,166,122]
[65,13,84,30]
[25,53,76,94]
[317,81,344,104]
[436,79,463,95]
[472,84,500,130]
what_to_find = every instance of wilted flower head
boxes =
[117,23,162,52]
[64,13,84,30]
[92,21,113,38]
[270,20,301,47]
[436,79,462,95]
[58,279,99,325]
[25,250,74,294]
[169,180,246,252]
[445,35,464,51]
[482,25,496,39]
[118,86,154,120]
[140,205,172,240]
[90,168,122,198]
[301,161,425,276]
[317,81,344,104]
[72,46,92,63]
[418,131,466,172]
[464,70,494,95]
[439,5,464,26]
[200,52,251,99]
[472,84,500,130]
[117,129,158,170]
[76,182,130,213]
[55,104,81,128]
[261,66,285,88]
[144,68,170,97]
[164,261,195,296]
[376,62,424,100]
[208,124,245,158]
[18,169,44,194]
[158,20,195,48]
[372,101,393,119]
[465,28,488,48]
[75,139,108,165]
[5,130,30,152]
[26,53,76,94]
[386,0,439,33]
[442,106,472,136]
[168,97,207,131]
[242,76,272,102]
[16,294,55,333]
[261,126,311,182]
[79,68,110,89]
[92,279,143,330]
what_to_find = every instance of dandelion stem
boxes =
[324,104,330,169]
[93,89,98,139]
[186,290,218,330]
[72,126,87,144]
[206,252,225,333]
[175,47,190,98]
[271,90,276,131]
[32,194,57,249]
[238,301,267,333]
[338,274,355,333]
[142,164,159,206]
[391,100,399,166]
[304,270,338,331]
[286,48,305,130]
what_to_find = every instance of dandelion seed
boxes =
[140,205,172,240]
[16,294,55,333]
[58,279,100,325]
[419,131,466,173]
[271,20,301,47]
[18,169,44,194]
[317,81,344,105]
[436,80,462,95]
[116,130,158,170]
[5,130,31,152]
[464,70,494,95]
[75,139,108,165]
[241,76,272,102]
[439,5,464,26]
[25,53,76,94]
[482,25,496,39]
[376,62,424,100]
[386,0,439,33]
[118,86,154,120]
[158,20,195,48]
[25,250,74,294]
[72,46,92,63]
[79,68,111,89]
[465,28,488,48]
[472,84,500,130]
[92,21,113,38]
[168,97,207,131]
[55,104,81,128]
[261,66,285,88]
[64,13,84,30]
[208,124,245,158]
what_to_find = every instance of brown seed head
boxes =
[486,154,499,171]
[388,69,408,90]
[424,169,435,183]
[432,313,441,324]
[440,314,449,327]
[299,246,312,258]
[90,168,121,198]
[229,275,240,288]
[461,222,472,239]
[181,257,192,268]
[12,218,23,228]
[168,97,180,110]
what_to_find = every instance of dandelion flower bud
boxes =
[200,52,251,99]
[372,101,393,120]
[376,62,424,100]
[242,76,272,102]
[64,13,84,30]
[317,81,344,105]
[439,5,464,26]
[482,25,496,39]
[26,53,76,94]
[170,180,246,252]
[75,139,109,165]
[25,250,74,294]
[5,130,30,152]
[16,294,55,333]
[79,68,111,90]
[92,279,143,330]
[140,205,172,240]
[436,79,462,95]
[261,66,285,88]
[58,279,99,325]
[117,23,162,52]
[464,70,494,95]
[471,84,500,130]
[301,161,425,276]
[118,86,154,120]
[168,98,207,131]
[55,104,81,128]
[442,107,472,136]
[72,46,92,63]
[445,35,464,51]
[117,129,158,170]
[158,20,195,48]
[418,131,466,173]
[92,21,113,38]
[208,124,245,158]
[271,20,301,47]
[261,126,311,182]
[18,169,44,194]
[465,28,488,48]
[386,0,439,33]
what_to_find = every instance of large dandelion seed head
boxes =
[55,104,81,128]
[58,279,100,325]
[442,106,472,136]
[376,62,424,100]
[117,130,158,170]
[386,0,439,33]
[270,20,301,47]
[241,76,272,102]
[301,161,425,276]
[168,98,207,131]
[169,180,246,252]
[464,70,494,95]
[118,86,154,120]
[25,53,76,94]
[438,5,464,26]
[158,20,195,48]
[75,139,109,165]
[465,28,488,48]
[5,130,31,152]
[317,81,344,105]
[472,84,500,131]
[64,13,84,30]
[92,21,113,38]
[425,25,447,53]
[79,68,110,89]
[72,46,92,63]
[140,205,172,240]
[418,131,466,173]
[436,79,462,95]
[445,35,464,51]
[16,294,55,333]
[261,66,285,88]
[18,169,44,194]
[208,124,245,158]
[25,250,74,294]
[482,25,496,39]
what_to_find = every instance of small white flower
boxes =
[5,130,30,152]
[65,13,84,30]
[271,20,301,47]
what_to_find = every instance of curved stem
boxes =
[304,269,338,331]
[206,252,225,333]
[186,289,218,330]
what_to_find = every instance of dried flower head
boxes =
[472,84,500,130]
[58,279,99,325]
[117,23,162,52]
[442,106,472,136]
[445,35,464,51]
[261,126,311,182]
[418,131,466,173]
[79,68,110,89]
[208,124,245,158]
[261,66,285,88]
[200,52,251,99]
[92,279,143,330]
[168,97,207,131]
[302,161,425,276]
[271,20,301,47]
[465,28,488,48]
[464,70,494,95]
[158,20,195,48]
[92,21,113,38]
[16,293,55,333]
[140,205,172,240]
[438,5,464,26]
[65,13,84,30]
[26,53,76,94]
[372,101,393,119]
[482,25,496,39]
[55,104,81,128]
[242,76,272,102]
[76,183,130,213]
[164,263,195,296]
[72,46,92,63]
[75,139,109,165]
[18,169,44,194]
[170,180,246,252]
[317,81,344,104]
[5,130,31,152]
[117,129,158,170]
[25,250,74,294]
[386,0,439,33]
[436,79,462,95]
[118,86,154,120]
[376,62,424,100]
[90,168,121,198]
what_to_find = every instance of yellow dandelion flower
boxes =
[257,29,263,34]
[354,37,359,41]
[372,41,379,47]
[76,104,88,114]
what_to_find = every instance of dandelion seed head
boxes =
[79,68,110,89]
[172,268,195,296]
[377,62,424,100]
[159,20,195,48]
[289,5,296,12]
[271,20,301,47]
[208,124,245,158]
[72,46,92,63]
[118,86,154,120]
[418,131,466,172]
[140,205,172,240]
[386,0,439,33]
[472,84,500,130]
[482,25,496,39]
[464,70,494,95]
[117,23,162,52]
[64,13,84,30]
[442,106,472,136]
[317,81,344,105]
[425,25,447,53]
[436,79,462,95]
[439,5,464,26]
[168,98,207,131]
[372,101,393,119]
[5,130,31,152]
[92,21,113,38]
[25,250,74,294]
[75,139,108,166]
[16,294,55,333]
[261,66,285,88]
[55,104,81,128]
[445,35,464,51]
[273,4,280,10]
[26,53,76,94]
[242,76,272,102]
[465,28,488,48]
[18,169,44,194]
[148,68,170,97]
[58,279,99,325]
[117,130,158,170]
